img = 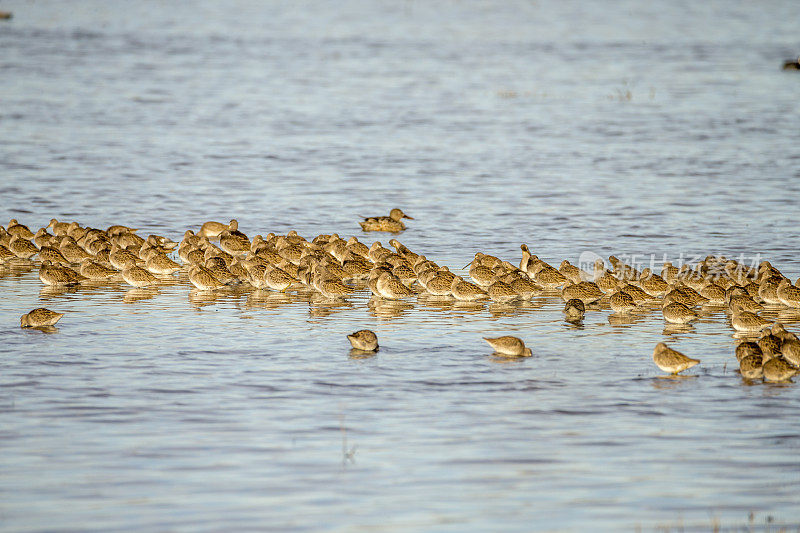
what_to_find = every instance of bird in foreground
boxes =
[347,330,379,352]
[20,308,64,328]
[763,357,798,382]
[359,208,413,232]
[483,336,532,357]
[652,342,700,374]
[564,298,585,321]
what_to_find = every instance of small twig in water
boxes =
[340,412,357,466]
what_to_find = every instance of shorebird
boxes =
[763,357,798,382]
[451,277,488,301]
[772,322,799,343]
[699,283,726,305]
[39,261,86,285]
[483,336,532,357]
[122,266,158,288]
[776,278,800,307]
[145,253,181,275]
[782,56,800,70]
[533,265,568,289]
[188,265,225,291]
[198,219,238,239]
[735,341,762,362]
[359,209,413,232]
[564,298,585,321]
[347,330,379,352]
[609,290,636,313]
[652,343,700,374]
[263,264,295,292]
[486,280,521,302]
[20,308,64,328]
[662,302,698,324]
[0,244,16,262]
[79,261,118,280]
[560,281,603,304]
[59,237,92,263]
[219,230,251,256]
[781,338,800,367]
[425,269,456,296]
[7,219,35,239]
[469,264,496,286]
[47,218,71,236]
[739,354,763,380]
[109,245,139,270]
[8,236,38,259]
[376,271,415,299]
[313,271,355,299]
[730,304,771,333]
[558,260,584,284]
[637,268,670,296]
[757,331,783,360]
[38,245,70,266]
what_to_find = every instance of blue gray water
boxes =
[2,1,800,530]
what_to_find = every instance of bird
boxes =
[188,265,225,291]
[483,336,532,357]
[8,236,38,259]
[564,298,585,321]
[652,343,700,374]
[763,357,798,382]
[359,209,413,232]
[79,261,118,280]
[776,278,800,307]
[20,308,64,328]
[735,341,762,362]
[486,280,521,303]
[198,219,238,239]
[662,302,698,324]
[121,266,158,288]
[145,253,181,275]
[560,281,603,304]
[376,271,415,300]
[609,290,636,313]
[782,56,800,70]
[451,277,488,301]
[39,261,86,286]
[347,330,379,352]
[730,304,771,333]
[739,354,764,380]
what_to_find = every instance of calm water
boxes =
[2,1,800,530]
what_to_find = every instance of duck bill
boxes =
[402,215,414,220]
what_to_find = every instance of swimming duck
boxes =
[359,209,413,232]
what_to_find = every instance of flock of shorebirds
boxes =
[3,209,800,383]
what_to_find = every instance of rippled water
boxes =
[2,1,800,530]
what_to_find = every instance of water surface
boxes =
[2,1,800,530]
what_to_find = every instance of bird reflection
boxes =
[662,323,695,336]
[123,287,159,303]
[368,298,414,319]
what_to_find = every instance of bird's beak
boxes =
[403,215,414,220]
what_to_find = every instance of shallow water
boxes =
[2,1,800,530]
